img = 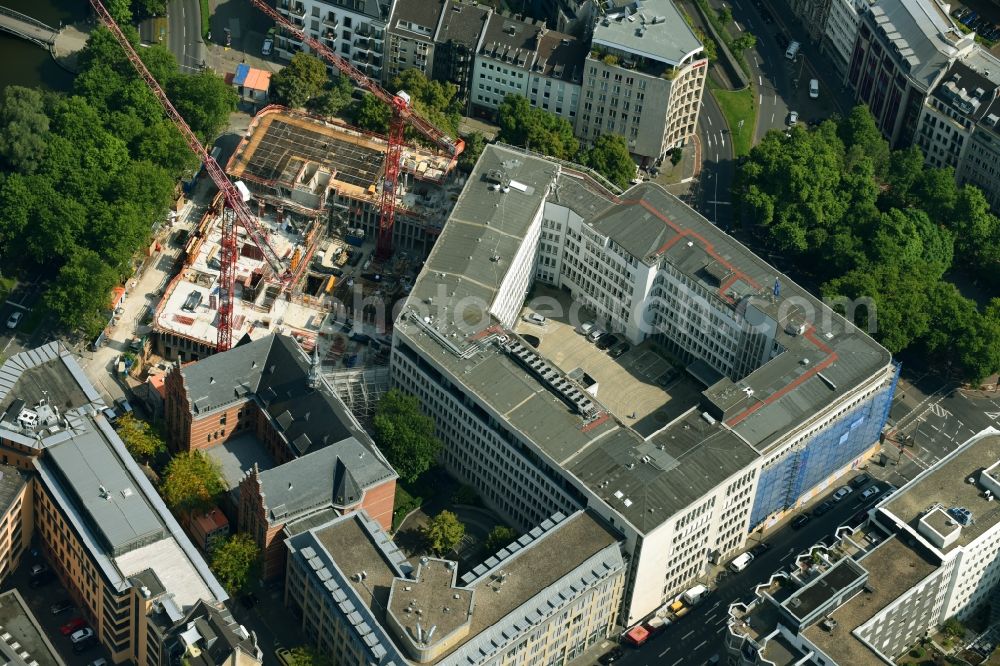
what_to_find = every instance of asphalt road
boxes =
[695,91,735,230]
[613,479,892,666]
[167,0,205,73]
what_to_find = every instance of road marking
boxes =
[759,93,763,105]
[735,21,743,31]
[987,411,1000,421]
[672,659,684,666]
[658,647,671,657]
[682,630,695,640]
[710,601,721,610]
[771,112,775,123]
[773,94,777,104]
[707,114,713,126]
[721,135,726,148]
[695,640,708,650]
[707,200,731,205]
[705,612,717,622]
[928,403,951,418]
[716,615,730,625]
[754,56,759,66]
[758,75,762,85]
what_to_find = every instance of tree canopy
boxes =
[497,94,578,160]
[581,134,635,189]
[270,53,331,109]
[459,132,487,172]
[422,510,465,556]
[484,525,517,553]
[161,451,225,514]
[210,534,259,594]
[115,414,166,461]
[391,69,463,139]
[735,105,1000,383]
[281,647,333,666]
[373,389,442,483]
[0,27,232,337]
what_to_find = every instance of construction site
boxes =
[147,107,466,415]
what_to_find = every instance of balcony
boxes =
[323,14,339,28]
[278,1,306,16]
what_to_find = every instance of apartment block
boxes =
[432,1,491,108]
[578,0,706,161]
[275,0,391,80]
[164,333,397,579]
[914,53,1000,210]
[726,427,1000,665]
[789,0,833,43]
[472,14,584,125]
[284,509,625,665]
[390,144,896,625]
[0,342,256,666]
[384,0,444,83]
[847,0,976,147]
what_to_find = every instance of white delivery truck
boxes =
[681,584,710,606]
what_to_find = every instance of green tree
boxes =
[169,70,238,143]
[281,647,333,666]
[731,33,757,52]
[115,413,166,461]
[307,74,354,117]
[107,0,132,26]
[422,510,465,555]
[373,389,441,482]
[133,0,167,18]
[0,86,50,174]
[582,134,635,189]
[717,6,733,24]
[392,68,462,138]
[270,52,330,108]
[497,94,578,160]
[837,105,889,179]
[352,92,391,133]
[44,249,119,337]
[161,451,226,514]
[210,534,259,594]
[484,525,517,552]
[458,132,487,172]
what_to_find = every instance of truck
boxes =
[681,584,710,606]
[622,624,650,647]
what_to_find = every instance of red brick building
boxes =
[163,334,397,579]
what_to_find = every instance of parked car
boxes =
[50,599,73,615]
[31,562,48,576]
[261,36,273,56]
[609,342,630,358]
[813,500,835,516]
[788,110,799,125]
[657,368,679,387]
[596,333,619,350]
[102,407,118,423]
[832,485,853,502]
[587,327,606,343]
[809,78,819,98]
[114,397,133,417]
[522,312,547,326]
[750,541,771,557]
[579,321,595,335]
[88,659,108,666]
[5,312,21,329]
[729,552,755,572]
[598,648,625,664]
[791,514,811,529]
[61,618,87,636]
[860,485,881,501]
[850,473,872,489]
[275,647,294,666]
[71,627,95,644]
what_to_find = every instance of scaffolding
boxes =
[324,366,391,420]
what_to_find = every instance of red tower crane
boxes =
[247,0,464,260]
[87,0,291,354]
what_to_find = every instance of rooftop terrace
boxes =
[592,0,702,67]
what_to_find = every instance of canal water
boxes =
[0,0,89,92]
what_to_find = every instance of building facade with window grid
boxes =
[391,145,896,625]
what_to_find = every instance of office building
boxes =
[275,0,391,80]
[0,589,65,665]
[164,333,397,579]
[914,53,1000,211]
[789,0,833,43]
[390,144,896,624]
[284,509,625,665]
[471,14,584,126]
[822,0,869,80]
[579,0,706,161]
[0,342,254,665]
[847,0,976,147]
[726,427,1000,665]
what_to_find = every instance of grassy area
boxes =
[708,78,756,157]
[0,275,14,302]
[200,0,210,39]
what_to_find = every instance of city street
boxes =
[166,0,206,73]
[695,91,735,230]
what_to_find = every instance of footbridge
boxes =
[0,5,58,48]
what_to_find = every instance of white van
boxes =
[785,41,800,60]
[729,552,755,572]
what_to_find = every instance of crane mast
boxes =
[87,0,290,353]
[248,0,464,259]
